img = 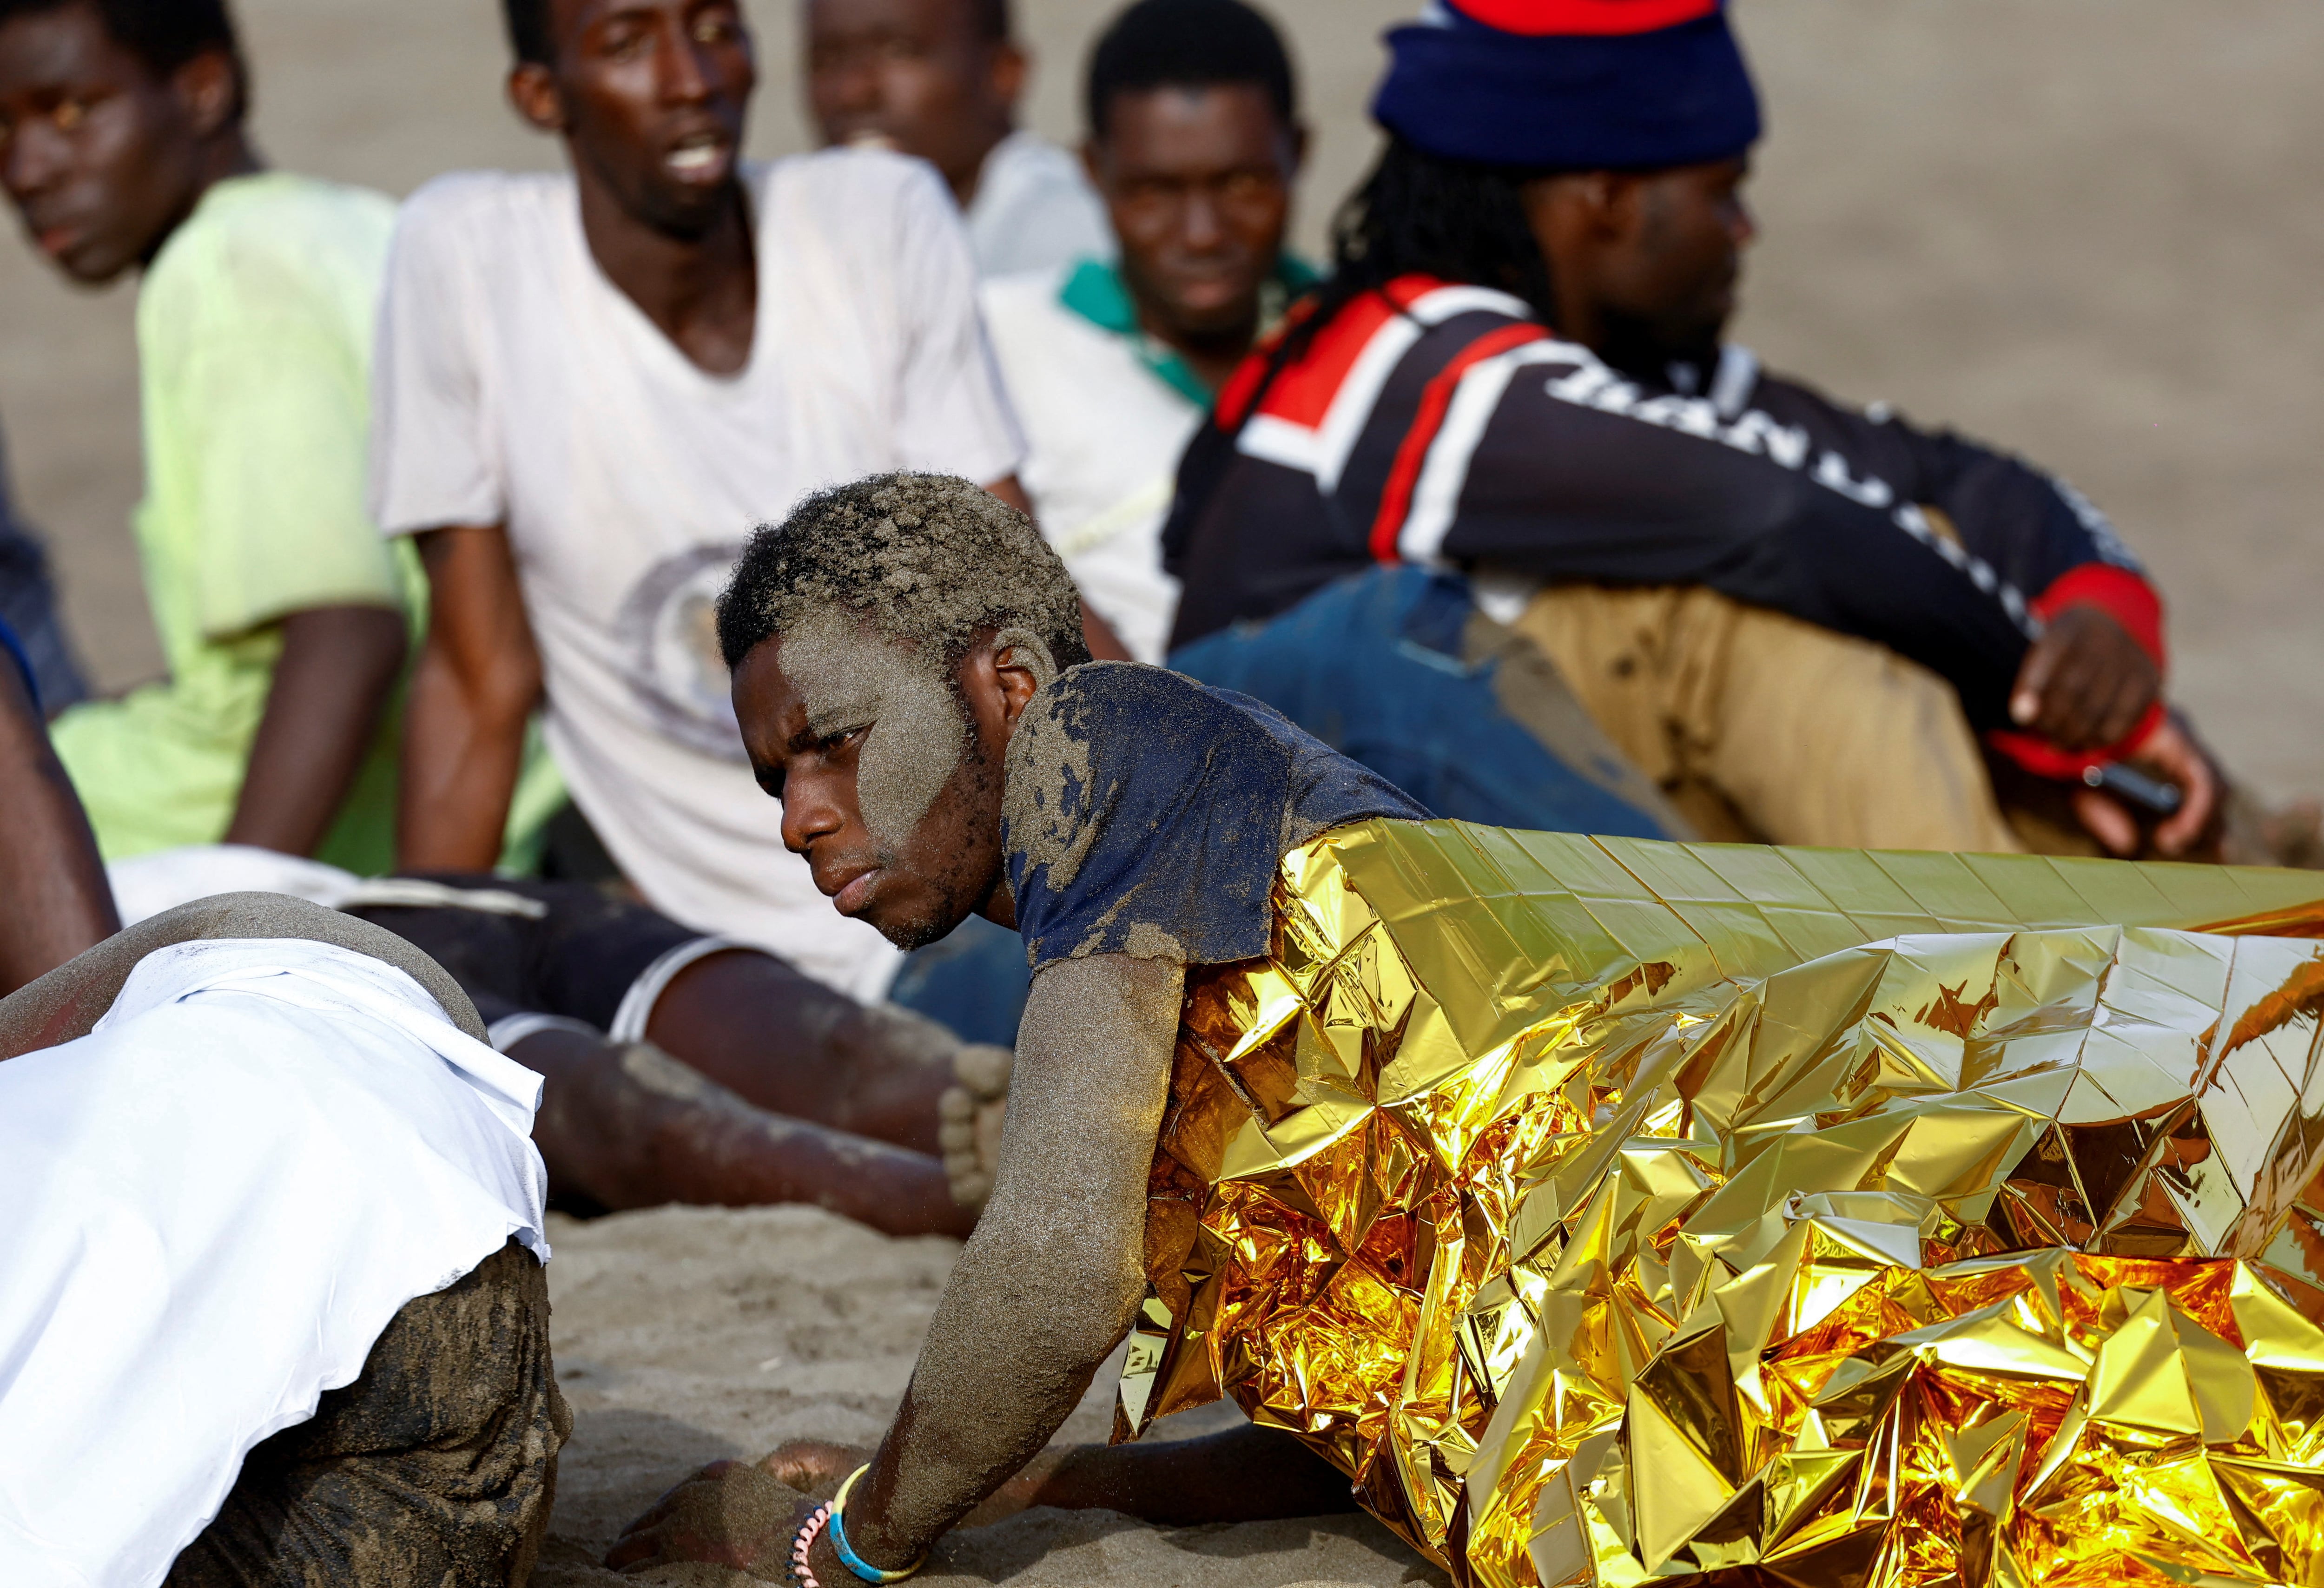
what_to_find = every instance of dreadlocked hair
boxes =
[1275,134,1556,371]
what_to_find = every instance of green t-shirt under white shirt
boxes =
[50,172,419,870]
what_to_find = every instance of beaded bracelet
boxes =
[788,1502,832,1588]
[827,1465,928,1584]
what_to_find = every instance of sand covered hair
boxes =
[715,473,1091,674]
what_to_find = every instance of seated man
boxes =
[608,472,2324,1583]
[805,0,1109,277]
[0,0,495,873]
[981,0,1311,664]
[985,0,1683,840]
[382,0,1034,1005]
[1166,0,2217,861]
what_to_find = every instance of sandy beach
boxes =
[3,1,2322,1577]
[527,1205,1447,1586]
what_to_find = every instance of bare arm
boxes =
[397,524,542,870]
[222,604,408,855]
[0,656,118,993]
[840,952,1182,1568]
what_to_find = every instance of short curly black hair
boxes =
[1085,0,1296,141]
[0,0,248,117]
[501,0,551,66]
[716,473,1090,675]
[510,0,1006,66]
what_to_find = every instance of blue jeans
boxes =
[889,913,1031,1049]
[1170,567,1678,838]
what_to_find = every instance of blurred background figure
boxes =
[375,0,1026,1003]
[805,0,1109,277]
[0,0,423,871]
[982,0,1307,665]
[1166,0,2238,861]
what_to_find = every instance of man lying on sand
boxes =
[1,898,567,1588]
[607,473,2324,1585]
[0,627,564,1586]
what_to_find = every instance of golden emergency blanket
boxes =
[1116,823,2324,1587]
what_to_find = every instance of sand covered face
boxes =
[777,609,968,854]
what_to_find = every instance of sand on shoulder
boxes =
[534,1204,1446,1587]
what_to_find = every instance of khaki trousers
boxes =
[1513,585,2023,854]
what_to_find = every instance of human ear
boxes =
[174,51,239,139]
[1284,120,1310,179]
[1594,171,1648,242]
[507,63,566,134]
[989,626,1058,727]
[988,40,1028,112]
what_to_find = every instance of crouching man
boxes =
[0,893,566,1586]
[608,473,1412,1576]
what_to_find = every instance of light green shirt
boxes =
[51,172,420,870]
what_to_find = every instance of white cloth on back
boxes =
[980,264,1200,663]
[0,938,549,1588]
[964,130,1112,279]
[369,149,1025,1002]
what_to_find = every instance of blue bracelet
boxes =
[828,1465,926,1584]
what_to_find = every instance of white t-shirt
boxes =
[965,131,1113,279]
[371,151,1024,1000]
[980,263,1200,664]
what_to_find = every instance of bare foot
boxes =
[938,1043,1010,1209]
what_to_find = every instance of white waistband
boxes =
[607,936,755,1044]
[486,1011,603,1054]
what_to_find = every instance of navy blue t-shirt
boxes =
[1000,662,1430,970]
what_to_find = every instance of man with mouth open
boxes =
[373,0,1032,1006]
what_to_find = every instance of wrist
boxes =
[825,1465,926,1582]
[2033,565,2166,669]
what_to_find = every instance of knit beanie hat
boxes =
[1372,0,1762,170]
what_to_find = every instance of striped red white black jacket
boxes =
[1162,275,2163,774]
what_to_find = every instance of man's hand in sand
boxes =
[602,1459,813,1574]
[760,1439,1065,1525]
[761,1440,873,1497]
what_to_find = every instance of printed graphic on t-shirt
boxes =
[614,542,746,761]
